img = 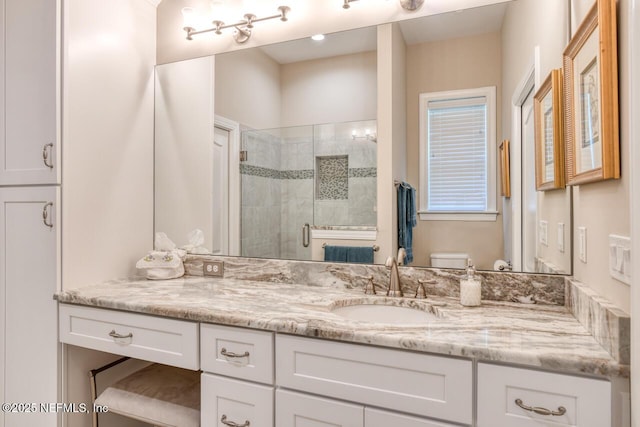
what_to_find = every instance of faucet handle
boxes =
[415,279,435,299]
[361,275,376,295]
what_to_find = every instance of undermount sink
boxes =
[330,298,443,325]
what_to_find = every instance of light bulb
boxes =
[311,34,325,41]
[181,7,197,29]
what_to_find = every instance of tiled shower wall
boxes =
[241,121,377,260]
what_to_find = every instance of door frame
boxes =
[214,115,240,256]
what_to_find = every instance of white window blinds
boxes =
[426,97,488,212]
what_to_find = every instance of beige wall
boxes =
[406,32,502,270]
[62,1,156,426]
[215,48,281,129]
[280,51,377,127]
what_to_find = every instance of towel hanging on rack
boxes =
[397,181,417,264]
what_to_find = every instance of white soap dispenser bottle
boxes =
[460,259,481,307]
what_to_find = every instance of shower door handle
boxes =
[302,223,310,247]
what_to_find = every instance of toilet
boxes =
[430,252,469,269]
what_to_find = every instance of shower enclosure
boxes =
[240,120,377,261]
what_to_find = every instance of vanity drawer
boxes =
[200,323,274,384]
[276,389,363,427]
[201,373,273,427]
[276,335,472,424]
[59,304,199,370]
[477,363,611,427]
[365,408,459,427]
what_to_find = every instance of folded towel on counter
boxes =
[398,182,417,264]
[324,245,374,264]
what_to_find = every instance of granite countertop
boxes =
[55,276,627,378]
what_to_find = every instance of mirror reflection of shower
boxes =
[240,120,377,261]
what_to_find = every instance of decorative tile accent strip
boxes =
[280,170,314,180]
[316,155,348,200]
[565,278,630,363]
[349,167,377,178]
[183,255,565,305]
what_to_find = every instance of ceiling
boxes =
[257,2,508,64]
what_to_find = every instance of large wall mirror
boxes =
[155,0,573,275]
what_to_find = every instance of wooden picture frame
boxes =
[534,69,565,191]
[499,139,510,198]
[563,0,619,185]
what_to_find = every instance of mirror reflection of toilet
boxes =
[430,253,469,269]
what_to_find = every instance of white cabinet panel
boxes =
[0,187,59,427]
[201,373,273,427]
[276,334,472,424]
[477,363,611,427]
[0,0,60,185]
[276,390,363,427]
[201,323,274,384]
[59,304,199,370]
[365,408,458,427]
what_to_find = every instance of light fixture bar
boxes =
[343,0,359,9]
[184,6,290,43]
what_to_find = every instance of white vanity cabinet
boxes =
[1,187,59,427]
[0,0,60,185]
[477,363,611,427]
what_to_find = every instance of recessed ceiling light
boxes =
[311,34,325,41]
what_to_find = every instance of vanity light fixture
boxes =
[182,5,291,44]
[352,129,377,142]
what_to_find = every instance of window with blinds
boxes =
[419,87,497,221]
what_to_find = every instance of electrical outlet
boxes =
[578,227,587,263]
[204,261,224,277]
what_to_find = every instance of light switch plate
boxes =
[539,221,548,246]
[578,227,587,263]
[609,234,631,285]
[557,223,565,253]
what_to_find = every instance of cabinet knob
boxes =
[515,398,566,416]
[42,143,54,169]
[221,415,250,427]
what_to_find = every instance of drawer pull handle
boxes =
[221,415,250,427]
[220,348,249,359]
[515,399,566,416]
[42,202,54,228]
[43,143,54,169]
[109,330,133,340]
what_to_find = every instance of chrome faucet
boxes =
[385,256,403,297]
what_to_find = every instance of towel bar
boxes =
[322,243,379,251]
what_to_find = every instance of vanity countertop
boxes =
[55,276,627,378]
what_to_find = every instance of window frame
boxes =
[418,86,498,221]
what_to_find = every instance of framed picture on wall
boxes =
[563,0,619,185]
[534,69,565,191]
[499,139,510,198]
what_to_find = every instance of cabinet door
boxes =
[0,0,59,185]
[276,390,363,427]
[365,408,458,427]
[201,374,273,427]
[0,187,60,427]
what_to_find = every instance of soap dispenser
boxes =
[460,259,481,307]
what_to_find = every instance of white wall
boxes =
[155,56,216,249]
[280,51,377,127]
[62,0,156,425]
[215,48,281,129]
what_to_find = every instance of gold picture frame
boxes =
[563,0,619,185]
[534,69,565,191]
[499,139,510,198]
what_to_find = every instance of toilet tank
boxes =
[430,252,469,268]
